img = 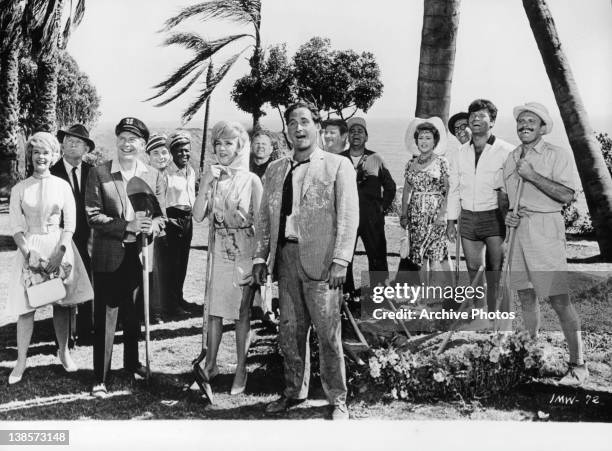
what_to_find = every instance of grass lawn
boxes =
[0,206,611,421]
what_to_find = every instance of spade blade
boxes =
[126,176,162,217]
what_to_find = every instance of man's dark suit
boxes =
[85,159,165,385]
[51,159,93,341]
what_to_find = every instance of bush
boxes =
[344,331,550,402]
[596,132,612,177]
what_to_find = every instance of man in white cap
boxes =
[340,117,396,297]
[499,102,587,386]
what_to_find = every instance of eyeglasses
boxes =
[454,124,468,132]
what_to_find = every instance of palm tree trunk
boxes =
[415,0,461,125]
[523,0,612,260]
[0,41,21,196]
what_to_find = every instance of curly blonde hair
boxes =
[25,132,61,165]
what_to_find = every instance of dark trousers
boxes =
[75,240,93,337]
[93,244,142,384]
[150,235,169,318]
[345,202,389,294]
[166,207,193,310]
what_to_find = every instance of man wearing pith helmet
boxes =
[498,102,587,386]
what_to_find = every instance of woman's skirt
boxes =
[0,230,93,324]
[206,228,255,321]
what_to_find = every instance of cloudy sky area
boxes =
[67,0,612,132]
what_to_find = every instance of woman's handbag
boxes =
[26,277,66,308]
[399,229,410,259]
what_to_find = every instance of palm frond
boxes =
[163,32,251,53]
[73,0,85,27]
[163,0,260,31]
[23,0,62,55]
[153,65,206,107]
[146,54,204,101]
[60,0,86,48]
[182,49,247,123]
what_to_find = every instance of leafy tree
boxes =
[0,0,24,196]
[19,50,100,137]
[23,0,86,133]
[148,0,264,128]
[231,43,294,133]
[292,37,383,119]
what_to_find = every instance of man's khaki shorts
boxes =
[509,211,568,297]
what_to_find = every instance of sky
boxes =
[66,0,612,132]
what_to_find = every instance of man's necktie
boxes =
[71,166,80,198]
[279,159,310,243]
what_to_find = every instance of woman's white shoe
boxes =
[57,351,78,372]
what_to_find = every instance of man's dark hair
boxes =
[322,118,348,135]
[413,122,440,147]
[468,99,498,122]
[284,101,321,124]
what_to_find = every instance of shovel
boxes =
[127,176,163,381]
[495,178,525,331]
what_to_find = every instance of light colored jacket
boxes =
[254,148,359,281]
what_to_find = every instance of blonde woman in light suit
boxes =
[193,121,263,395]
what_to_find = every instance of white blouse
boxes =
[9,174,76,235]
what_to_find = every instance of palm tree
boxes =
[148,0,263,129]
[522,0,612,260]
[24,0,86,134]
[0,0,24,196]
[415,0,461,125]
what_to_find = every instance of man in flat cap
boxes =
[85,117,166,397]
[498,102,587,386]
[165,131,197,316]
[339,117,396,298]
[53,124,95,345]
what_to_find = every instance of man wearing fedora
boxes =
[339,117,396,299]
[85,117,166,397]
[53,124,95,345]
[448,112,472,146]
[499,102,587,386]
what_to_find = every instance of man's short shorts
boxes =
[459,208,506,241]
[509,211,568,297]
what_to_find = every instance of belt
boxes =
[27,224,61,234]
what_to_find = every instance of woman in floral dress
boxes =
[192,121,263,396]
[399,119,450,276]
[2,132,93,384]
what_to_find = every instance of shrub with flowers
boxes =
[343,331,552,402]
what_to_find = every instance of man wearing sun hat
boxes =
[499,102,587,386]
[85,117,166,397]
[339,116,396,299]
[53,124,96,345]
